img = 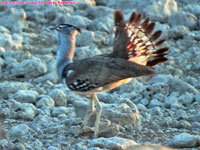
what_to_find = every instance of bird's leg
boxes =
[81,96,94,127]
[93,93,102,138]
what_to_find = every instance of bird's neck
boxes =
[56,32,76,81]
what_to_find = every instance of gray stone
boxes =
[13,57,47,78]
[3,51,31,62]
[177,92,194,106]
[168,11,198,29]
[86,6,113,19]
[7,142,26,150]
[150,107,162,116]
[36,95,55,108]
[48,146,59,150]
[88,15,113,33]
[13,90,39,103]
[0,32,13,50]
[76,30,107,47]
[144,0,177,22]
[14,103,37,120]
[99,123,120,138]
[140,98,149,106]
[90,137,137,150]
[63,15,92,29]
[52,106,68,117]
[0,139,8,150]
[149,99,164,108]
[34,71,59,84]
[173,120,191,129]
[48,89,67,106]
[0,8,26,33]
[195,93,200,104]
[183,4,200,16]
[73,99,139,127]
[74,46,102,61]
[6,124,30,141]
[0,82,32,99]
[29,139,43,150]
[136,104,146,111]
[150,75,198,94]
[185,112,200,122]
[166,133,200,148]
[168,26,190,39]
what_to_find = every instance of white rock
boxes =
[49,89,67,106]
[14,103,37,120]
[13,90,39,103]
[86,6,113,19]
[36,95,55,107]
[168,11,198,29]
[144,0,178,22]
[63,15,92,29]
[90,137,137,150]
[0,33,13,50]
[166,133,200,148]
[150,75,198,94]
[0,82,32,98]
[0,8,26,33]
[88,15,113,33]
[13,57,47,78]
[7,124,30,140]
[74,46,102,60]
[136,103,146,111]
[52,106,68,116]
[34,71,59,84]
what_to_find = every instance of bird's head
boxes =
[47,24,81,35]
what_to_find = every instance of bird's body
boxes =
[50,10,168,138]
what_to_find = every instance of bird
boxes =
[48,10,168,138]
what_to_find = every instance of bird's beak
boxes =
[45,26,56,31]
[76,27,81,34]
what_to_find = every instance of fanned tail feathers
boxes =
[113,10,168,67]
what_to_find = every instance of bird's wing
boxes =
[63,56,154,92]
[112,10,168,66]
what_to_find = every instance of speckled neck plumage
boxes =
[56,32,76,82]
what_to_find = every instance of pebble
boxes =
[166,133,200,148]
[0,82,33,98]
[13,90,39,103]
[90,137,137,150]
[52,106,68,117]
[14,103,37,120]
[48,89,67,106]
[12,57,47,78]
[6,124,30,141]
[36,95,55,108]
[168,11,198,29]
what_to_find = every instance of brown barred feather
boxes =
[128,11,136,24]
[151,30,162,41]
[145,22,155,34]
[153,47,168,54]
[141,18,150,28]
[156,39,166,46]
[112,10,168,67]
[133,14,142,25]
[114,10,124,26]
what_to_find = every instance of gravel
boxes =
[0,0,200,149]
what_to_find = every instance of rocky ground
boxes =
[0,0,200,149]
